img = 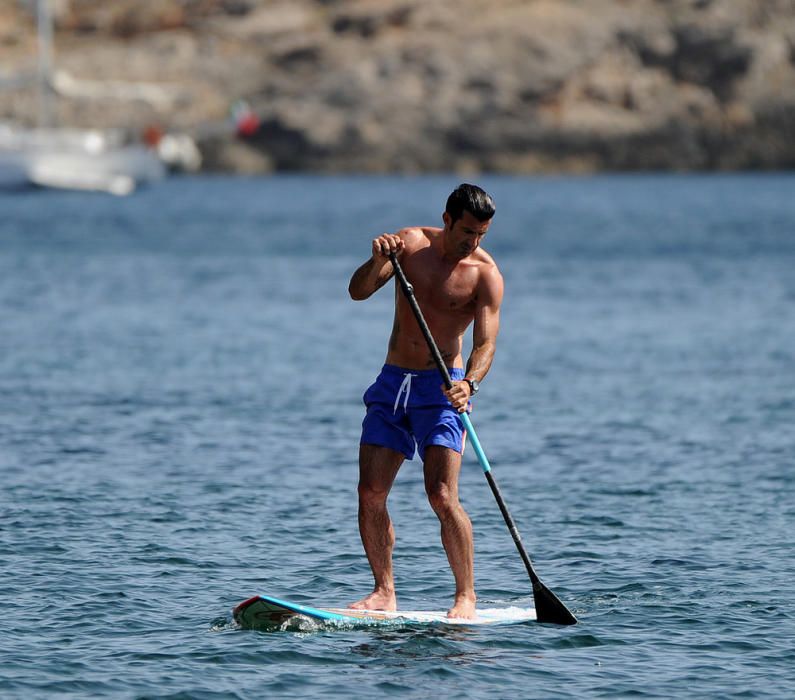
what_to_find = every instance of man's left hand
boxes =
[444,380,472,413]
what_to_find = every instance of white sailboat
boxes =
[0,0,166,195]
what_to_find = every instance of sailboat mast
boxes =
[36,0,55,128]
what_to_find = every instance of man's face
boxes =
[443,210,492,259]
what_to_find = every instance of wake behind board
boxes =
[233,594,536,630]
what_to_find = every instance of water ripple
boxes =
[1,175,794,699]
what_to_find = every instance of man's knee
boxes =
[426,482,458,515]
[358,480,390,506]
[357,445,403,506]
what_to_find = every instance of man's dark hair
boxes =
[445,183,496,224]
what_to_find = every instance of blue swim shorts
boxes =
[360,364,467,461]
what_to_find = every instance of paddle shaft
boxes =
[388,252,577,624]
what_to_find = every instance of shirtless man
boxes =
[347,184,504,619]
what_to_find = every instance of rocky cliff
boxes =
[2,0,794,172]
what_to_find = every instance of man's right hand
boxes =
[372,234,404,261]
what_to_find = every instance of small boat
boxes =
[0,0,166,195]
[0,123,165,195]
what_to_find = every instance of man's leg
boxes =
[349,444,404,611]
[423,445,476,619]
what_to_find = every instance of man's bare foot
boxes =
[447,594,477,619]
[348,589,397,611]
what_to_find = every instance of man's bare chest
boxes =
[406,264,478,313]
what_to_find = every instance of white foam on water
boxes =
[325,606,536,626]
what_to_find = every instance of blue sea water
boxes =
[1,173,794,699]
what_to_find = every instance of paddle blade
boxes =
[533,582,578,625]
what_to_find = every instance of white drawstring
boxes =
[393,372,417,413]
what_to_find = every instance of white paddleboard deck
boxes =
[234,594,536,630]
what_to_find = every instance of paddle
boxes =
[388,252,577,626]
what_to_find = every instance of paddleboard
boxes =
[233,594,536,630]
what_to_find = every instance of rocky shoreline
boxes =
[2,0,794,173]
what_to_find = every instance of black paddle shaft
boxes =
[388,252,578,625]
[388,252,454,390]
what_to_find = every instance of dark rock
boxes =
[671,23,753,99]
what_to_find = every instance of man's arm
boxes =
[446,264,504,411]
[348,233,406,301]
